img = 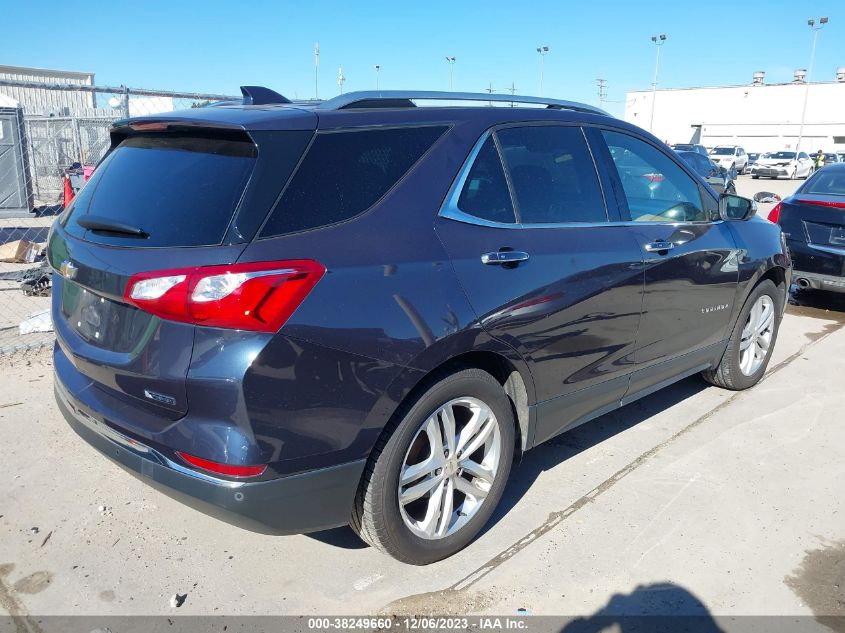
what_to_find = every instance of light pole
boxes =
[596,78,607,107]
[314,42,320,100]
[374,64,381,90]
[445,56,456,90]
[649,34,667,133]
[337,65,345,95]
[536,46,549,96]
[796,17,828,154]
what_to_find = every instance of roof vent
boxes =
[837,67,845,83]
[752,71,765,86]
[793,69,807,84]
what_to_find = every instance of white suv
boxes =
[710,146,749,174]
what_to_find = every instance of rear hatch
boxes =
[779,192,845,276]
[50,116,314,429]
[780,194,845,248]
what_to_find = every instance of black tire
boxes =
[752,175,759,179]
[351,368,516,564]
[702,279,783,390]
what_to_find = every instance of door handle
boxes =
[481,250,530,265]
[643,241,674,253]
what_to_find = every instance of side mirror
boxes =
[719,194,757,221]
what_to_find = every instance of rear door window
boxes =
[64,133,257,247]
[601,130,707,222]
[260,126,447,237]
[497,126,607,224]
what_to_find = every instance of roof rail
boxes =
[315,90,611,116]
[240,85,291,105]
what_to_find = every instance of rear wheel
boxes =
[352,368,515,564]
[702,279,782,390]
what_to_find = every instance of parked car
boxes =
[49,88,791,564]
[838,152,845,163]
[822,153,841,165]
[751,151,814,180]
[748,152,762,169]
[768,163,845,293]
[676,150,736,194]
[671,143,708,156]
[710,145,749,174]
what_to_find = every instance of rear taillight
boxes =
[124,259,325,332]
[176,451,267,478]
[793,198,845,209]
[767,202,783,224]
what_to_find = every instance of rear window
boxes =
[260,126,447,237]
[805,171,845,196]
[64,133,257,247]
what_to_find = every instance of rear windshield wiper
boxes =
[77,215,149,237]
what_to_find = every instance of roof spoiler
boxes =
[240,86,291,106]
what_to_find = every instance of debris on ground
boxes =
[170,593,187,608]
[40,530,52,548]
[29,527,39,535]
[19,310,52,335]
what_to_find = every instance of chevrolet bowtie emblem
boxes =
[59,260,78,280]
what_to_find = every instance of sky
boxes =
[4,0,844,117]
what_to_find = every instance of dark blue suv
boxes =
[49,89,791,564]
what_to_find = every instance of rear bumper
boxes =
[787,240,845,292]
[55,375,366,535]
[792,270,845,293]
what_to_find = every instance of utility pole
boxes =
[596,78,608,107]
[374,64,381,90]
[649,34,668,133]
[446,56,456,91]
[337,65,345,95]
[536,46,549,96]
[796,17,828,154]
[508,82,517,107]
[485,82,494,106]
[314,42,320,100]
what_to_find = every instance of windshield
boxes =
[711,148,735,156]
[769,152,796,160]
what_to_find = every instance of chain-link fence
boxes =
[0,80,237,356]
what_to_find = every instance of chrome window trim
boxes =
[438,127,720,230]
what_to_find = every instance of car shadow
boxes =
[479,373,708,538]
[307,373,708,551]
[789,285,845,315]
[559,582,726,632]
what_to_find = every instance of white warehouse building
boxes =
[625,69,845,154]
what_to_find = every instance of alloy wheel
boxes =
[739,295,775,376]
[398,397,502,539]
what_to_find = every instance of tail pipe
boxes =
[795,278,811,289]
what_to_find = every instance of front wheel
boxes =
[351,368,515,564]
[702,279,782,390]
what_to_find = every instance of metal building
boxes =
[0,94,32,217]
[0,64,95,116]
[625,69,845,153]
